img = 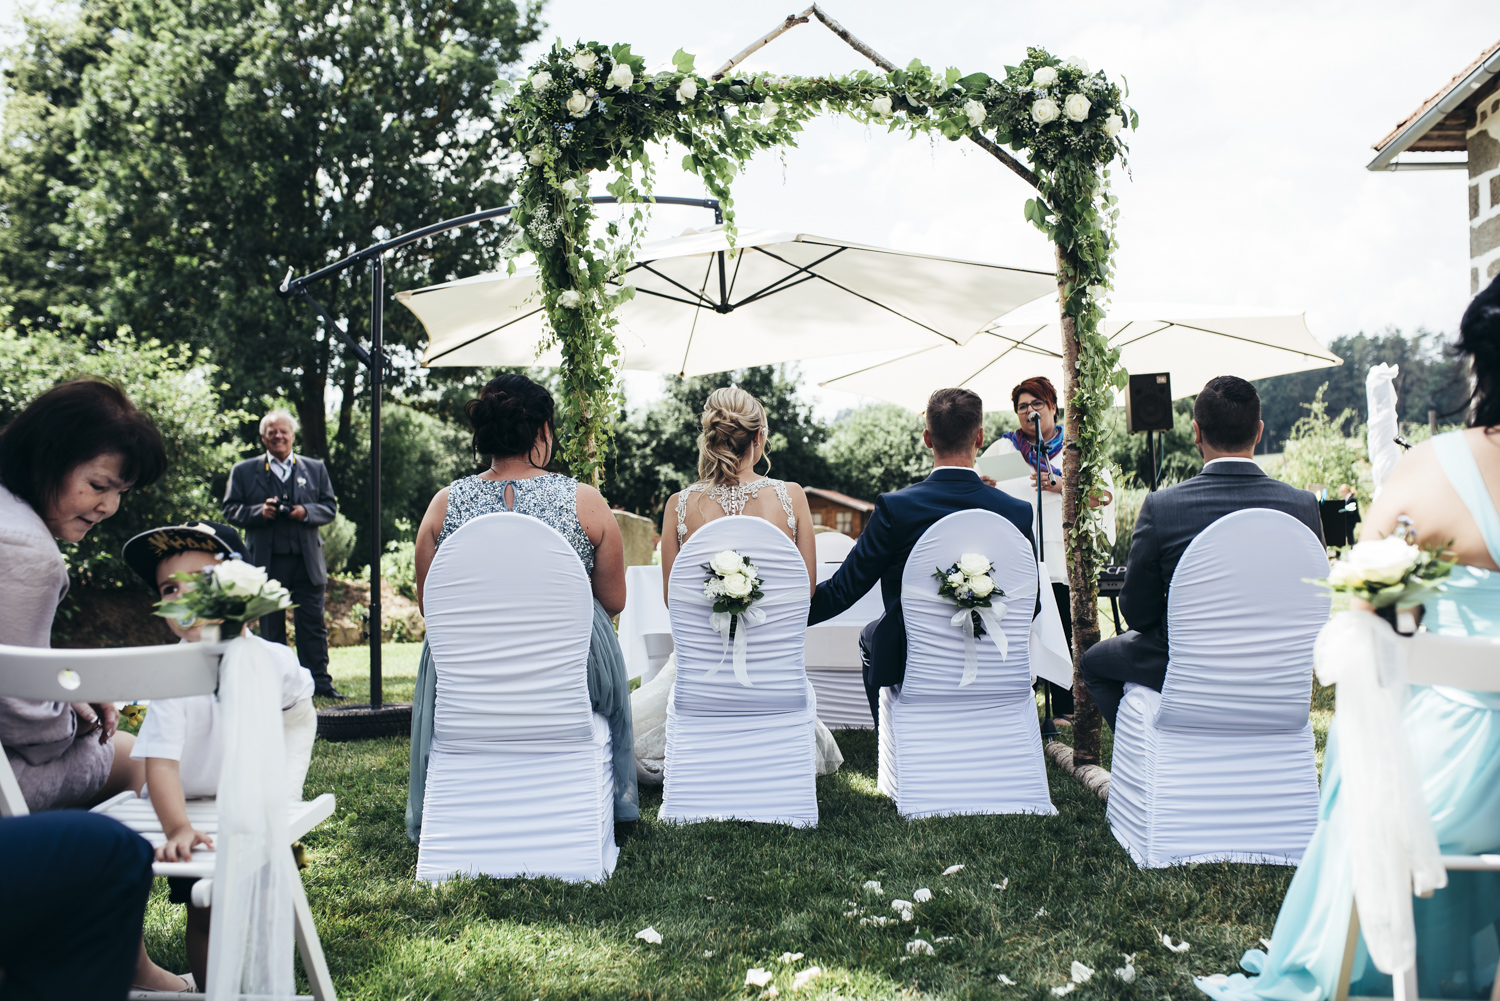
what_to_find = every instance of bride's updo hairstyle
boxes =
[697,386,769,486]
[1461,273,1500,429]
[465,373,557,468]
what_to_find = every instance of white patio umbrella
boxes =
[819,296,1343,411]
[397,226,1057,375]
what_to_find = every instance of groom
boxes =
[809,388,1035,726]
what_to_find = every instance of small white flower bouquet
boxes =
[932,553,1006,636]
[702,549,764,621]
[1312,517,1455,610]
[155,557,294,631]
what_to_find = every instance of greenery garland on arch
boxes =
[506,36,1135,760]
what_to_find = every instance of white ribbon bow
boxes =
[911,590,1010,686]
[671,586,806,688]
[1313,611,1446,977]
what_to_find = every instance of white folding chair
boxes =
[1107,508,1329,868]
[661,516,817,827]
[813,531,856,564]
[1336,629,1500,1001]
[417,513,616,883]
[0,641,337,1001]
[880,509,1055,818]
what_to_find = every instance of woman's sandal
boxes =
[131,972,195,994]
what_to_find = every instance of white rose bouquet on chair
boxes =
[703,549,764,637]
[155,557,294,641]
[931,553,1011,686]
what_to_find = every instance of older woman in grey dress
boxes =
[0,379,166,811]
[406,373,637,841]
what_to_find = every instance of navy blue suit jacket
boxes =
[808,468,1035,686]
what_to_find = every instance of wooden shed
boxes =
[804,487,875,538]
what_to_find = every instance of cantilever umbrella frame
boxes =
[275,195,721,716]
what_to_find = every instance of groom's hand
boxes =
[980,475,998,487]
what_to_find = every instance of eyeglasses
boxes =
[1015,400,1051,413]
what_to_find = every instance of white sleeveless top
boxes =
[675,477,797,544]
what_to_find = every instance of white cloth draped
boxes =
[1313,611,1447,976]
[206,634,297,1001]
[1366,363,1402,497]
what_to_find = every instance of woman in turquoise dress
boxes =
[404,373,638,842]
[1197,279,1500,1000]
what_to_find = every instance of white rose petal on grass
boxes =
[1115,954,1137,982]
[906,939,935,956]
[635,926,662,945]
[870,95,893,117]
[529,70,552,92]
[675,77,697,103]
[566,90,590,117]
[1162,934,1191,953]
[963,99,986,128]
[861,880,883,894]
[556,290,582,309]
[569,50,597,73]
[934,936,954,944]
[763,988,779,999]
[1103,113,1124,138]
[993,878,1009,891]
[1051,984,1076,996]
[859,915,890,927]
[1034,907,1048,918]
[912,888,932,903]
[1031,66,1058,87]
[778,952,803,964]
[703,950,715,957]
[941,864,965,876]
[967,574,995,598]
[1063,94,1091,121]
[791,967,821,990]
[997,973,1017,985]
[606,62,634,90]
[744,968,774,988]
[1070,961,1094,983]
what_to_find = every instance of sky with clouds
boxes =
[4,0,1498,414]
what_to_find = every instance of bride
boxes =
[1197,278,1500,999]
[632,386,843,783]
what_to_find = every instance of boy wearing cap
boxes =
[122,521,316,988]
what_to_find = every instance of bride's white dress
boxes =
[632,476,844,785]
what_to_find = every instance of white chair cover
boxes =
[660,516,817,826]
[1107,507,1329,868]
[814,531,856,563]
[879,509,1055,818]
[417,513,616,883]
[805,549,885,730]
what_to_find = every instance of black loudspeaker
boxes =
[1126,372,1173,433]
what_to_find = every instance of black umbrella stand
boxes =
[277,195,721,740]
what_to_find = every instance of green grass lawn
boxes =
[140,641,1318,999]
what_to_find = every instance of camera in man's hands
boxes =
[274,498,296,519]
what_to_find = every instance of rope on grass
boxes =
[1045,740,1111,801]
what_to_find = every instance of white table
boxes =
[619,564,671,682]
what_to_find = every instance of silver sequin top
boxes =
[437,473,595,575]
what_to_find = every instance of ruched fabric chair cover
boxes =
[1107,507,1329,868]
[417,513,616,883]
[661,516,817,826]
[879,509,1055,818]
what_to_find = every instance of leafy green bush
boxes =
[820,403,931,500]
[318,513,358,575]
[0,327,247,586]
[365,519,419,601]
[1275,385,1370,504]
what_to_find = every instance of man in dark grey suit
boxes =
[222,409,342,697]
[1081,376,1323,728]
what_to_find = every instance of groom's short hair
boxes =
[1194,376,1261,450]
[925,388,983,454]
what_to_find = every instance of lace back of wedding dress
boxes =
[676,478,796,544]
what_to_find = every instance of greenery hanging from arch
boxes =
[505,33,1136,761]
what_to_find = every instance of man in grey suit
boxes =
[222,409,342,697]
[1081,376,1323,728]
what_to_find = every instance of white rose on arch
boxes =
[566,90,590,117]
[556,289,583,309]
[1103,113,1124,138]
[1031,97,1060,125]
[570,49,597,74]
[606,61,634,90]
[870,95,893,117]
[1031,65,1058,88]
[526,147,546,166]
[529,70,552,93]
[1063,55,1089,74]
[559,177,584,198]
[675,77,697,103]
[964,99,986,128]
[1063,93,1091,122]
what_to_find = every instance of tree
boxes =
[0,0,542,458]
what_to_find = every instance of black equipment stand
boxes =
[277,194,721,732]
[1027,412,1060,741]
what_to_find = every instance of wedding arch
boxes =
[509,6,1136,765]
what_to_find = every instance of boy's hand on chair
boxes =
[157,825,214,863]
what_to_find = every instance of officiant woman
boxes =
[404,373,638,842]
[0,378,166,811]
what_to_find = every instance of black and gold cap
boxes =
[122,521,249,589]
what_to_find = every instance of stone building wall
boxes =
[1469,91,1500,293]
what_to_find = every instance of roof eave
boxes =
[1368,45,1500,171]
